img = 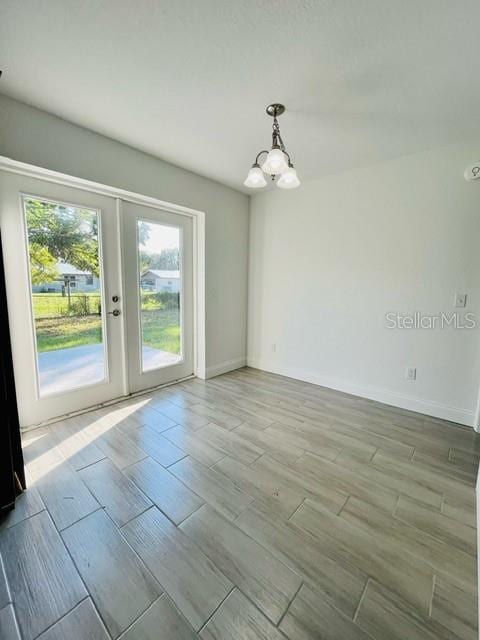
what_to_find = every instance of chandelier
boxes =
[244,104,300,189]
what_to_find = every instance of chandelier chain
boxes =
[272,117,286,152]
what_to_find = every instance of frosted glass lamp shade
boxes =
[277,166,301,189]
[243,166,267,188]
[261,148,289,175]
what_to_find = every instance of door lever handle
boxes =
[107,309,121,317]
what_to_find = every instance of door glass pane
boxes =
[23,196,106,396]
[138,219,182,371]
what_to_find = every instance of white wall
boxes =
[248,141,480,425]
[0,94,249,375]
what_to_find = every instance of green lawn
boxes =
[141,308,180,354]
[35,309,180,354]
[35,316,102,352]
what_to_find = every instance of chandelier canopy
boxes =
[244,104,300,190]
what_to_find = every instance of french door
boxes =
[0,172,194,427]
[122,201,194,392]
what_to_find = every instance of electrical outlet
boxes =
[405,367,416,381]
[454,293,467,308]
[272,343,277,353]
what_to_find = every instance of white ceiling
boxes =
[1,1,479,192]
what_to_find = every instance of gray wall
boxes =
[0,93,249,373]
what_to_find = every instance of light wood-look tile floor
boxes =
[0,368,478,639]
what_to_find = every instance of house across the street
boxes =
[140,269,180,293]
[32,262,100,293]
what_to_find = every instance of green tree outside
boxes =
[25,198,100,278]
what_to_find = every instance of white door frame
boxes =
[0,155,206,397]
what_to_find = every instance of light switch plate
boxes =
[454,293,467,308]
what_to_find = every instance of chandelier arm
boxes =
[281,149,292,165]
[254,149,269,165]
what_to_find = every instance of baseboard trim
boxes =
[247,358,475,427]
[205,357,246,379]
